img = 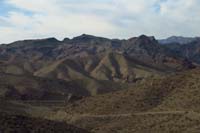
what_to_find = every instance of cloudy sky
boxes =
[0,0,200,43]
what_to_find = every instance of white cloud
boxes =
[0,0,200,43]
[6,0,62,14]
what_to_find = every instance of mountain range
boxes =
[0,34,200,132]
[0,34,197,97]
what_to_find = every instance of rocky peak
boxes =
[72,34,98,41]
[70,34,110,45]
[136,35,157,45]
[62,38,70,43]
[128,34,156,42]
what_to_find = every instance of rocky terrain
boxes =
[0,34,200,132]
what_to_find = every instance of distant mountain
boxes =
[163,38,200,64]
[159,36,198,45]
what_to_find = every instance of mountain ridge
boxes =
[1,34,200,132]
[0,34,196,97]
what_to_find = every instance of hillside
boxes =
[64,68,200,114]
[60,68,200,132]
[1,68,200,132]
[0,111,89,133]
[34,52,164,95]
[0,73,88,100]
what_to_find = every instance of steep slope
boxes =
[124,35,189,71]
[34,58,90,81]
[34,50,170,96]
[91,52,162,82]
[34,56,132,95]
[0,38,61,75]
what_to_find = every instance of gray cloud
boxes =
[0,0,200,43]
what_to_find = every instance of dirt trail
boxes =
[68,111,189,122]
[135,111,185,116]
